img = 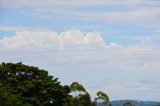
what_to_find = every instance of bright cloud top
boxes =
[0,30,106,50]
[0,30,155,52]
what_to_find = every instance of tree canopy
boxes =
[93,91,112,106]
[0,62,70,106]
[70,82,86,97]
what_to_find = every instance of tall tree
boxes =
[0,62,70,106]
[70,82,86,97]
[69,82,93,106]
[94,91,112,106]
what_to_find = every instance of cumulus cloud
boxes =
[0,30,160,72]
[0,30,106,51]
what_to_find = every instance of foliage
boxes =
[94,91,112,106]
[97,91,109,102]
[78,92,92,106]
[69,82,92,106]
[0,62,70,106]
[70,82,86,97]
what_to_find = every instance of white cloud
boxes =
[0,30,160,72]
[0,30,106,50]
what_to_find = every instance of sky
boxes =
[0,0,160,101]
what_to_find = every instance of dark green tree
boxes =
[78,92,92,106]
[0,82,29,106]
[0,62,70,106]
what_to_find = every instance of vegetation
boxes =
[0,62,112,106]
[93,91,112,106]
[70,82,86,97]
[0,62,71,106]
[0,62,158,106]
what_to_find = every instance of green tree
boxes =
[0,62,70,106]
[97,91,109,102]
[70,82,86,97]
[0,82,29,106]
[94,91,112,106]
[69,82,93,106]
[78,92,92,106]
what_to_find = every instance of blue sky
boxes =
[0,0,160,101]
